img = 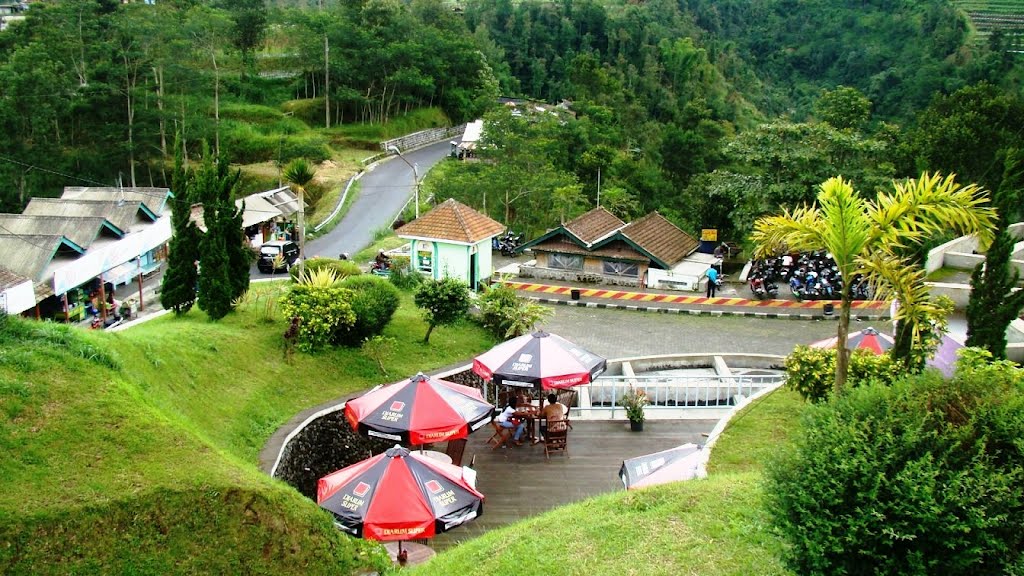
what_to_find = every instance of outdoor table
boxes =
[383,541,436,566]
[420,450,453,465]
[513,404,541,443]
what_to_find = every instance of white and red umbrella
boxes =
[812,328,965,376]
[344,373,494,445]
[809,326,894,354]
[472,330,607,390]
[619,443,705,490]
[318,445,483,543]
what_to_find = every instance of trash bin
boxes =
[823,303,835,316]
[570,289,581,301]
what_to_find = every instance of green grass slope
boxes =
[0,293,496,574]
[411,388,806,576]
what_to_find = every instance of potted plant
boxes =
[621,386,649,432]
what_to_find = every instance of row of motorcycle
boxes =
[492,231,524,257]
[748,250,872,301]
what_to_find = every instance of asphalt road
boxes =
[306,140,454,260]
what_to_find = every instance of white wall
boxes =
[1,279,35,315]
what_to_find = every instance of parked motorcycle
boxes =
[494,231,524,257]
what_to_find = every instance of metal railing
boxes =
[587,373,785,417]
[480,372,786,419]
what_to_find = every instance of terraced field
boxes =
[954,0,1024,49]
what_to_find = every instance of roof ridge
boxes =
[449,199,471,242]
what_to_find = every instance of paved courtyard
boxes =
[537,304,847,359]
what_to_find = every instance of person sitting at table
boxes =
[536,393,568,444]
[495,398,527,446]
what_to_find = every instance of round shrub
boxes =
[279,285,356,352]
[766,356,1024,575]
[290,257,362,282]
[334,275,401,346]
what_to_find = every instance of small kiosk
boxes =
[396,199,504,290]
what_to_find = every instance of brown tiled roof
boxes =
[396,198,504,244]
[618,212,698,266]
[530,238,646,261]
[564,207,624,244]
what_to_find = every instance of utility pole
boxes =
[388,145,420,219]
[597,166,601,207]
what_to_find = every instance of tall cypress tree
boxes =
[196,149,238,321]
[966,149,1024,358]
[160,135,200,315]
[226,198,251,302]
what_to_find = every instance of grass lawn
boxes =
[412,387,807,575]
[0,288,496,574]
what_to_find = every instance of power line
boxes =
[0,154,112,188]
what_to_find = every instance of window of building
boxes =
[549,253,583,270]
[602,260,639,277]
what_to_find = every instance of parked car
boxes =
[257,240,300,274]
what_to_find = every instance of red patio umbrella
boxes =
[344,373,494,445]
[809,326,894,355]
[472,330,607,390]
[318,445,483,546]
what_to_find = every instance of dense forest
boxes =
[0,0,1022,240]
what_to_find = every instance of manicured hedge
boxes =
[766,351,1024,575]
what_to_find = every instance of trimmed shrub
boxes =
[335,275,401,346]
[784,345,901,402]
[766,355,1024,575]
[289,257,362,283]
[279,285,356,352]
[414,277,470,344]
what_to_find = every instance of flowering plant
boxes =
[621,387,649,422]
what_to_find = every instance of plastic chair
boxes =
[544,419,569,460]
[445,438,468,466]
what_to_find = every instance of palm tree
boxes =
[752,173,995,394]
[283,158,317,279]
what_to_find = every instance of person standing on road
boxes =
[706,266,720,298]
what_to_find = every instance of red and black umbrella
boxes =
[344,372,494,445]
[809,326,894,355]
[472,330,607,390]
[317,445,484,541]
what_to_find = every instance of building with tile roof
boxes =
[396,198,505,289]
[518,208,700,287]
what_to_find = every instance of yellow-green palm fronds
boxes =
[871,172,997,249]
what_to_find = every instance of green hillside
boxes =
[0,294,497,574]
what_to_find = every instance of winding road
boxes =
[306,140,455,259]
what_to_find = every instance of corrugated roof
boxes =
[396,198,505,244]
[259,186,300,218]
[0,234,81,281]
[530,238,647,261]
[0,214,122,248]
[238,192,291,228]
[564,207,625,245]
[62,186,171,216]
[23,198,155,233]
[0,266,30,291]
[617,212,698,266]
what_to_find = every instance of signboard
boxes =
[700,229,718,242]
